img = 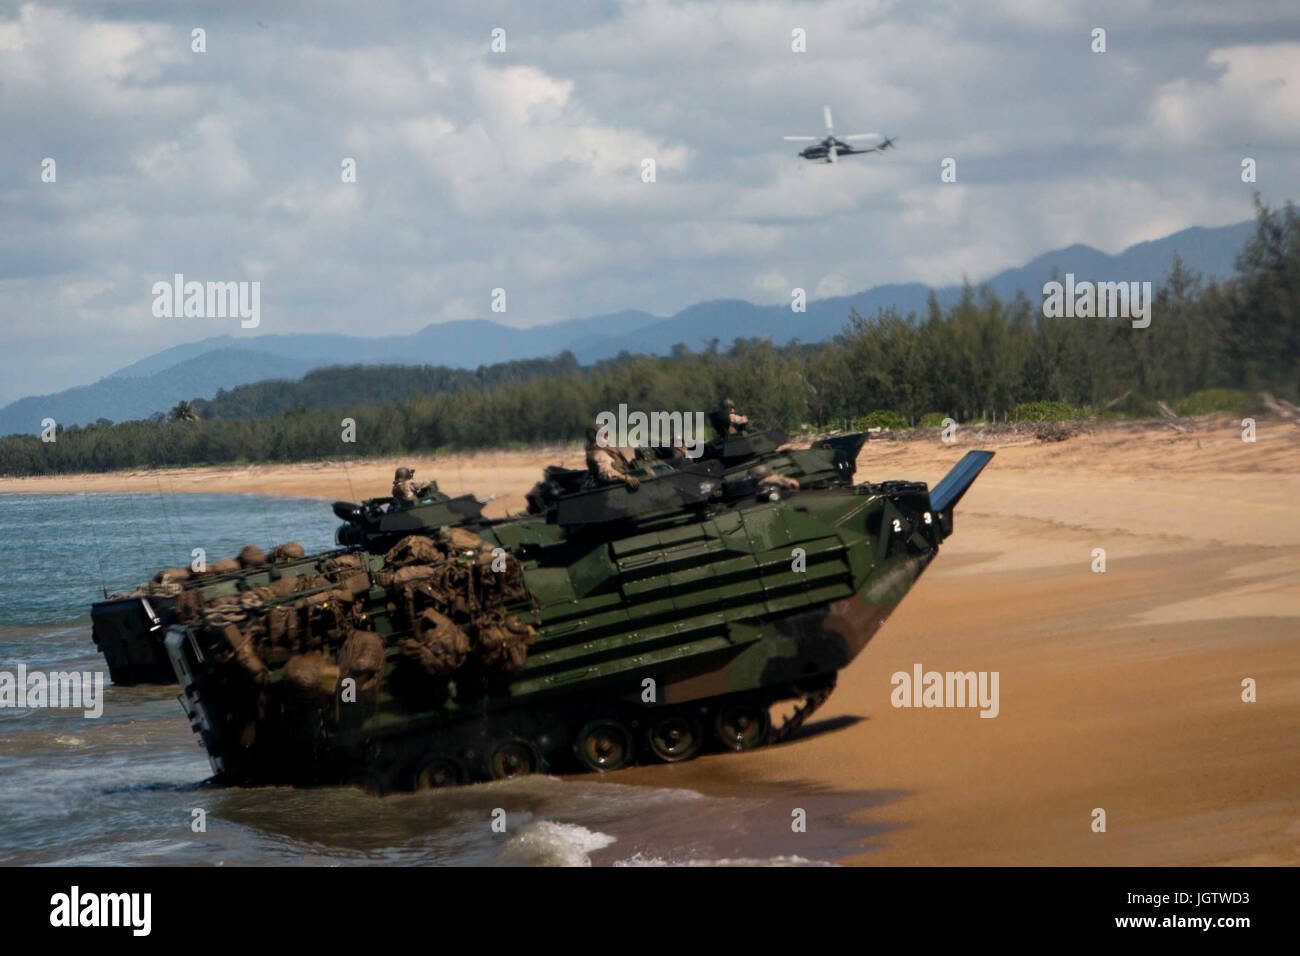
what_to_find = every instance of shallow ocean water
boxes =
[0,492,887,866]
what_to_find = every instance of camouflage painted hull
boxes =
[165,451,993,790]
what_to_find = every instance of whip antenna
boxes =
[81,488,109,599]
[341,458,358,503]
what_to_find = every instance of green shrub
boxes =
[1170,389,1257,416]
[918,412,949,428]
[1007,401,1086,423]
[853,410,909,430]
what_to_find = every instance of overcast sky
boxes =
[2,0,1298,404]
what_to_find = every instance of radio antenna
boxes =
[341,458,358,503]
[81,488,109,599]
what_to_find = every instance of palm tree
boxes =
[169,400,199,422]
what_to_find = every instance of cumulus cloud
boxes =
[1,0,1297,403]
[1150,43,1300,145]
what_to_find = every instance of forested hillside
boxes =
[191,353,580,420]
[2,200,1294,478]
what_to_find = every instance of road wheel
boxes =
[646,710,704,763]
[486,738,540,780]
[713,698,771,751]
[574,718,634,772]
[411,753,468,790]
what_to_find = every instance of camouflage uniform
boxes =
[712,398,749,437]
[649,443,687,461]
[392,467,424,503]
[585,426,640,490]
[725,400,749,434]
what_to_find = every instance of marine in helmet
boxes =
[392,466,439,504]
[711,398,749,437]
[584,423,640,491]
[640,419,688,462]
[647,441,687,462]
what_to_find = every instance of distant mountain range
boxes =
[0,220,1254,437]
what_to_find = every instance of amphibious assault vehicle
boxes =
[161,436,993,790]
[90,488,489,685]
[89,433,788,685]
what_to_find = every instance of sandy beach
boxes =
[621,417,1300,865]
[4,416,1298,865]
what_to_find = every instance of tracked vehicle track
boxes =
[350,675,843,792]
[770,675,838,744]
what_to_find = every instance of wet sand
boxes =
[619,418,1300,865]
[4,417,1298,865]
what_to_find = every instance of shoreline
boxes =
[0,446,588,520]
[1,415,1292,503]
[4,416,1298,865]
